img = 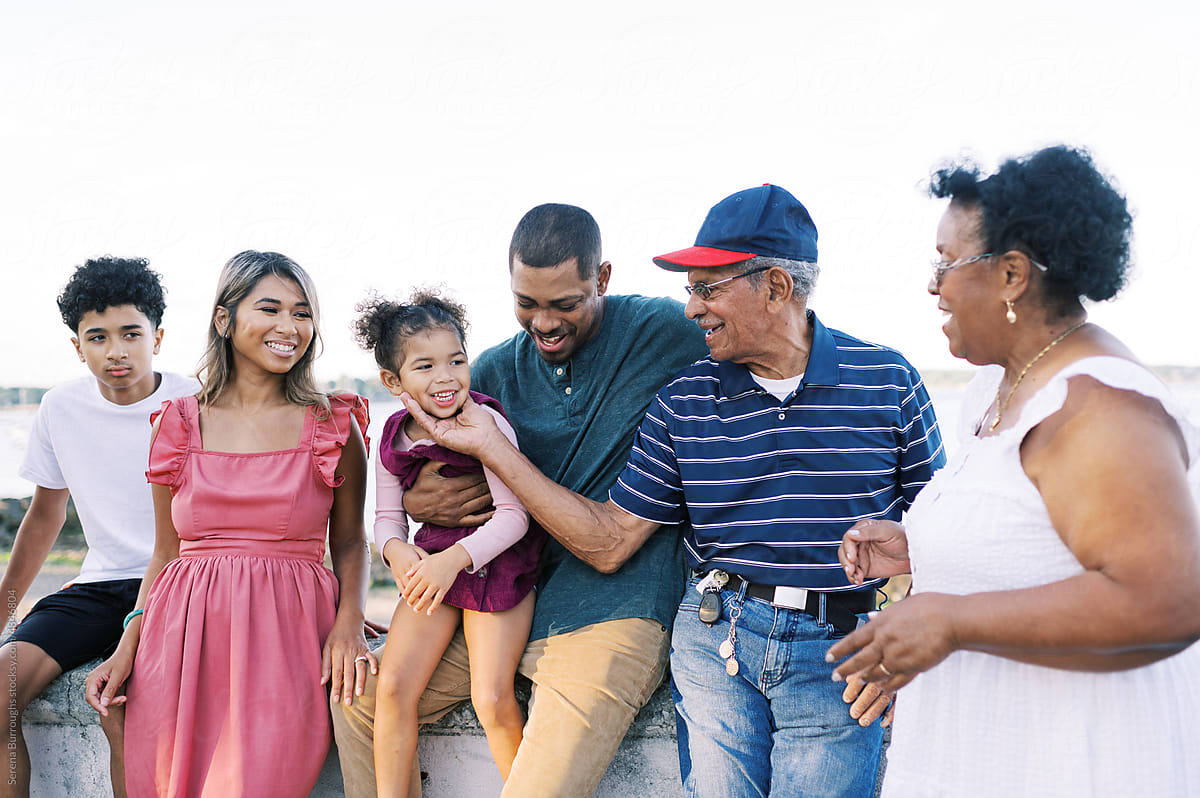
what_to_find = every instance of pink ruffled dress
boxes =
[124,393,368,798]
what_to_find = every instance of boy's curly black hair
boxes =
[929,145,1132,315]
[57,256,167,332]
[353,287,470,373]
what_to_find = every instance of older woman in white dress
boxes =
[828,145,1200,797]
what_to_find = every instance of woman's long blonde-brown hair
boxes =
[196,250,328,412]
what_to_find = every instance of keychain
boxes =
[697,570,728,626]
[721,598,742,676]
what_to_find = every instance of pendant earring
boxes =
[1005,300,1017,324]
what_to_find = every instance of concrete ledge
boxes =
[24,639,681,797]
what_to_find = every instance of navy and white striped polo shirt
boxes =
[608,312,946,591]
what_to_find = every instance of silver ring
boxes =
[879,662,893,677]
[354,655,369,664]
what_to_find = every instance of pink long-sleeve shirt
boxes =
[373,404,528,571]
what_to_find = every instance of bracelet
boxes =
[123,608,144,629]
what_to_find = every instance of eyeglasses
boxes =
[930,253,994,283]
[930,252,1049,284]
[685,266,772,300]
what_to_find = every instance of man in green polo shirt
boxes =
[333,203,708,797]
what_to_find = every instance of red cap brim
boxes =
[652,245,756,272]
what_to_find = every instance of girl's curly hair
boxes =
[353,287,469,373]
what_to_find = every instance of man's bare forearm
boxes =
[478,435,657,573]
[401,461,492,527]
[1,487,69,613]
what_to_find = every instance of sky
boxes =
[2,0,1197,388]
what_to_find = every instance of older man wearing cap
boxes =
[404,185,945,796]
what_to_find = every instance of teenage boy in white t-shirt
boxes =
[0,257,198,798]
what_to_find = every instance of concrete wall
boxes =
[22,645,681,797]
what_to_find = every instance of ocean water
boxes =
[0,399,410,520]
[2,384,1199,500]
[0,407,36,498]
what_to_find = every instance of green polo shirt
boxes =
[471,293,709,641]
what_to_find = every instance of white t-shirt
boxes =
[18,372,200,583]
[750,372,804,401]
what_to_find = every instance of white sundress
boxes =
[882,356,1200,798]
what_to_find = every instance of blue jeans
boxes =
[670,575,882,798]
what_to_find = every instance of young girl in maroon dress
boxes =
[354,289,543,798]
[85,251,374,797]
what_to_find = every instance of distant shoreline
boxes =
[2,365,1200,404]
[4,368,1200,502]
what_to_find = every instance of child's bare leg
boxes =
[374,601,461,798]
[461,591,535,781]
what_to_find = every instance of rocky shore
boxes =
[0,495,84,549]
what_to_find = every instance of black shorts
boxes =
[3,579,141,672]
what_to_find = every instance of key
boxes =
[694,569,728,595]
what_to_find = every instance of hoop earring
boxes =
[1005,300,1017,325]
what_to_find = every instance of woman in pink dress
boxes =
[85,250,375,797]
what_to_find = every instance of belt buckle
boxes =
[770,586,808,610]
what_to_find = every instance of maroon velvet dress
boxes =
[378,392,544,611]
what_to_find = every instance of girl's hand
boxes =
[839,519,911,585]
[321,614,378,707]
[383,539,425,591]
[403,544,472,615]
[85,649,135,716]
[826,592,959,691]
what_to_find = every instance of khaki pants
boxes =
[333,617,670,798]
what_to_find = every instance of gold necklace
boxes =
[989,320,1087,432]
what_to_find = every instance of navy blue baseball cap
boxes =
[653,184,818,271]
